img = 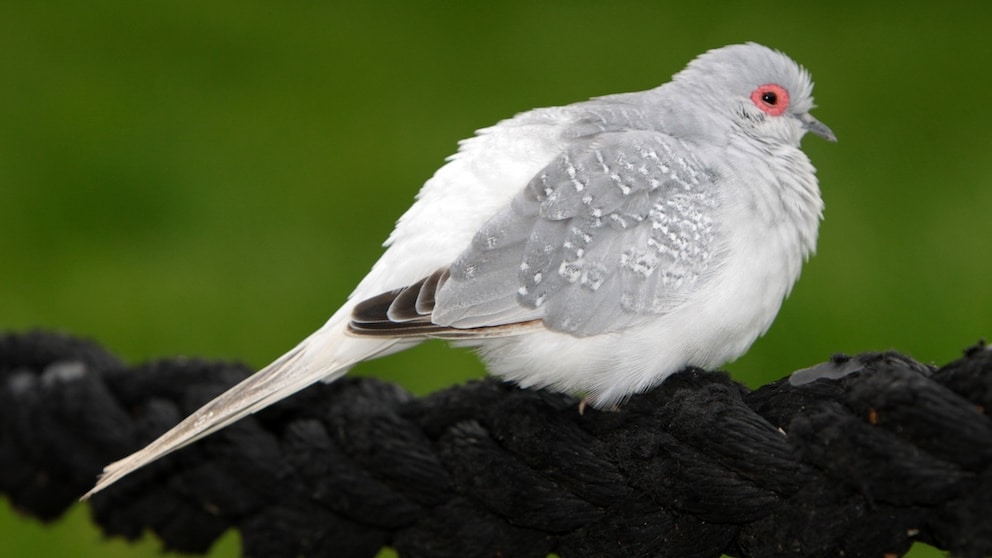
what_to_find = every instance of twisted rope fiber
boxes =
[1,331,991,558]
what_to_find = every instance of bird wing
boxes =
[348,130,724,339]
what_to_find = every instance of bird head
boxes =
[672,42,836,147]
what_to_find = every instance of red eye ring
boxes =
[750,84,789,116]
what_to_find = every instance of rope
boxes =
[1,330,990,558]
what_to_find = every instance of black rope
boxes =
[1,330,991,558]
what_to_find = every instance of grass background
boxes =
[2,1,991,556]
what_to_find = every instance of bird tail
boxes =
[81,308,398,499]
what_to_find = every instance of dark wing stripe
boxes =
[386,282,429,322]
[415,268,447,315]
[348,317,543,339]
[351,289,406,325]
[348,321,446,337]
[350,268,447,330]
[348,267,541,339]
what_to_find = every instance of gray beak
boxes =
[800,112,837,142]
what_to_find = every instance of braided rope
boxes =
[1,331,990,558]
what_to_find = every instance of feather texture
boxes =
[84,43,832,498]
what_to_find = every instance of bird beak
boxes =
[800,113,837,142]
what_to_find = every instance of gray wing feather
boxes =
[432,130,721,337]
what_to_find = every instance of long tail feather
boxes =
[82,316,396,499]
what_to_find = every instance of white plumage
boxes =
[85,42,834,498]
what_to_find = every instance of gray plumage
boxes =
[85,42,835,498]
[435,132,719,336]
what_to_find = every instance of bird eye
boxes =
[750,84,789,116]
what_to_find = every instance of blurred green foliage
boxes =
[2,1,989,556]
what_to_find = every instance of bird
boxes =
[84,42,835,498]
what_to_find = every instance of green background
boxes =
[2,2,990,557]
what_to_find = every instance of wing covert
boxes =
[401,131,724,338]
